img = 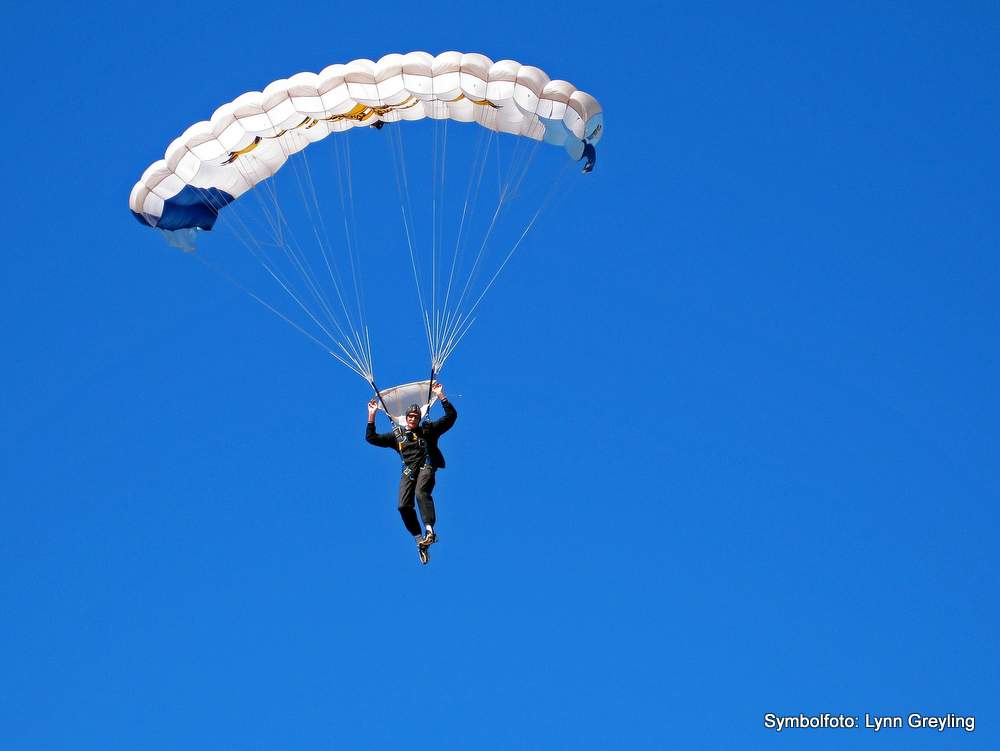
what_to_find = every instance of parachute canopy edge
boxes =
[130,50,603,233]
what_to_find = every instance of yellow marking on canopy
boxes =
[222,136,262,164]
[442,93,499,108]
[221,94,494,164]
[222,115,321,163]
[320,96,420,125]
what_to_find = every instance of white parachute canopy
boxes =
[129,51,603,387]
[129,52,603,231]
[377,380,439,427]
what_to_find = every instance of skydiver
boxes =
[366,382,457,564]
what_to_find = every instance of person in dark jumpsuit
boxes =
[366,382,457,564]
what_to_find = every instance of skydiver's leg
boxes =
[415,465,437,530]
[397,470,423,537]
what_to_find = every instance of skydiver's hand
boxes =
[432,382,446,400]
[368,398,378,419]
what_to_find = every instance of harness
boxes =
[398,424,432,475]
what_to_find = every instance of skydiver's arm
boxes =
[366,398,397,448]
[425,385,457,436]
[366,423,398,447]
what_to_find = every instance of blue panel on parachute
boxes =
[130,185,236,231]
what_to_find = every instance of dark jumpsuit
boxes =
[366,400,457,536]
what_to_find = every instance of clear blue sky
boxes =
[2,2,997,748]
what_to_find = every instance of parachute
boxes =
[129,51,603,405]
[375,380,439,427]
